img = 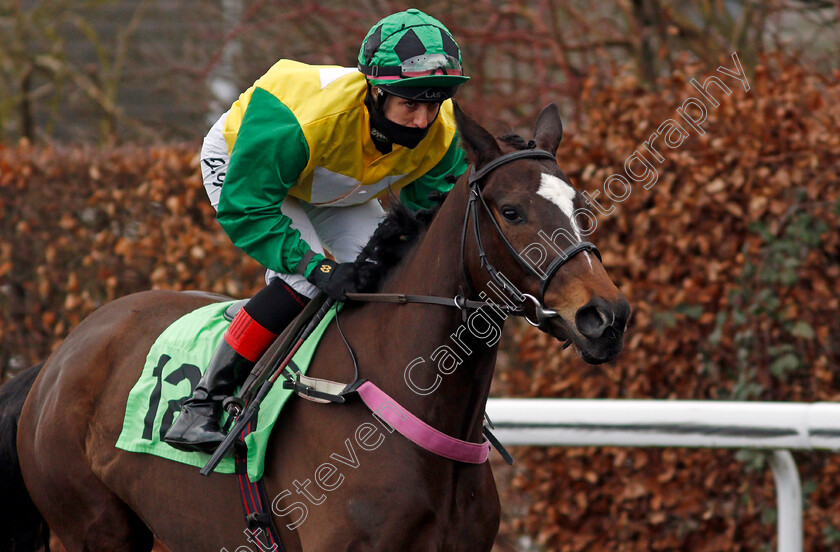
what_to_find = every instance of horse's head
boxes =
[455,103,630,364]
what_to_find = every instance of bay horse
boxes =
[5,104,629,552]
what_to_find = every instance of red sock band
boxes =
[224,309,278,363]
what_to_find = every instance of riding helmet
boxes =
[358,9,469,102]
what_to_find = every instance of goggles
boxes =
[398,54,463,77]
[361,54,463,80]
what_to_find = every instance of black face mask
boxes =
[364,89,436,150]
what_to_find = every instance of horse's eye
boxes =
[500,205,523,223]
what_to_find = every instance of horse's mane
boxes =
[498,133,533,150]
[354,195,444,292]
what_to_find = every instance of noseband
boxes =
[461,148,601,328]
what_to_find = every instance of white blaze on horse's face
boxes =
[536,172,594,269]
[537,173,575,221]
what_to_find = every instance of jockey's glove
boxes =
[306,259,359,301]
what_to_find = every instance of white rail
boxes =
[485,400,840,552]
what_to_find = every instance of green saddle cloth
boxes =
[115,300,338,480]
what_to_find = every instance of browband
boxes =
[468,149,557,186]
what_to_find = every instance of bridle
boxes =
[460,148,601,328]
[213,149,604,477]
[345,147,601,329]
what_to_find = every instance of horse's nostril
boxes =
[575,304,609,339]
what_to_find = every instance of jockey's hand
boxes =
[306,259,359,301]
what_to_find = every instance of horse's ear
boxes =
[533,103,563,154]
[453,102,502,168]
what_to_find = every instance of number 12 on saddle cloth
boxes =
[116,300,338,480]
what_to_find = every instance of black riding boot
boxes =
[164,279,308,453]
[163,340,253,453]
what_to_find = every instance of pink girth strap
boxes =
[356,381,490,464]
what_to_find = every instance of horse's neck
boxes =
[353,181,502,442]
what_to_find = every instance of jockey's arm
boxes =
[217,87,324,278]
[399,131,468,211]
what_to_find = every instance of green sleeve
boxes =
[399,131,468,211]
[217,87,325,277]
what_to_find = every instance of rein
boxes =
[297,149,601,464]
[205,148,599,475]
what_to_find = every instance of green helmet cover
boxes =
[358,9,469,89]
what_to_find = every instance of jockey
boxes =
[165,9,470,453]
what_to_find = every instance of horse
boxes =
[0,363,48,552]
[5,103,630,552]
